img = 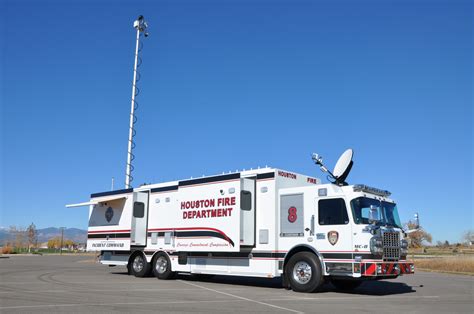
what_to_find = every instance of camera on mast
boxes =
[134,15,149,36]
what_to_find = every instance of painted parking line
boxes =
[0,287,249,294]
[178,280,303,314]
[0,299,245,310]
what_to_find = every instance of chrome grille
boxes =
[382,231,400,261]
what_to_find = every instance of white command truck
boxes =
[68,149,415,293]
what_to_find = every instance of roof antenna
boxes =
[311,149,354,186]
[125,15,149,189]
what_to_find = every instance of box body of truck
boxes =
[79,167,413,292]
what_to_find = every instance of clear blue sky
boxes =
[1,0,472,243]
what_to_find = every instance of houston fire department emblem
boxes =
[105,207,114,223]
[328,231,339,246]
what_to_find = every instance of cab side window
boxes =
[318,198,349,225]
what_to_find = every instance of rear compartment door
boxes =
[131,191,149,246]
[240,177,256,246]
[87,194,132,251]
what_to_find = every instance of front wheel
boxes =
[285,252,323,293]
[153,252,175,280]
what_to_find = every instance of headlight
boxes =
[370,237,383,255]
[371,237,382,247]
[400,239,408,255]
[401,239,408,249]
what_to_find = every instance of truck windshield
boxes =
[350,197,402,228]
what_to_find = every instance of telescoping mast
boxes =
[125,15,149,189]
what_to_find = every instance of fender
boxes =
[283,244,325,273]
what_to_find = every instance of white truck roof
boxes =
[90,167,320,198]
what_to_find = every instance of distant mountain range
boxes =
[0,227,87,245]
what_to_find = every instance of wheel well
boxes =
[150,250,170,263]
[283,245,323,273]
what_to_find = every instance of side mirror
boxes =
[368,205,380,223]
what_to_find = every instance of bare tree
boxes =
[406,222,432,248]
[9,226,27,251]
[27,223,38,253]
[462,230,473,245]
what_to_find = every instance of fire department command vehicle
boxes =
[68,149,416,293]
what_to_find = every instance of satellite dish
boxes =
[332,149,353,185]
[311,148,354,186]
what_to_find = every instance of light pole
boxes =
[60,227,65,255]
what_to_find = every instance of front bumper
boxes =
[361,262,414,276]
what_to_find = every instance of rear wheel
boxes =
[331,279,363,290]
[285,252,323,293]
[130,253,150,277]
[153,252,175,280]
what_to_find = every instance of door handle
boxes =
[305,215,315,236]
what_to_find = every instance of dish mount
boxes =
[311,149,354,186]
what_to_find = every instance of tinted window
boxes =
[133,202,145,218]
[241,190,252,211]
[318,198,349,225]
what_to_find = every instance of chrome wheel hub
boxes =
[156,256,168,274]
[133,255,144,273]
[293,261,312,284]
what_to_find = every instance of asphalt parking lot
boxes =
[0,255,472,313]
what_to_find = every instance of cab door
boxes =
[315,197,353,262]
[131,191,149,246]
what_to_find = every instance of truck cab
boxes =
[277,150,415,292]
[311,184,411,277]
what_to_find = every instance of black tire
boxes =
[285,252,323,293]
[129,253,150,278]
[282,273,291,290]
[331,279,363,290]
[152,252,175,280]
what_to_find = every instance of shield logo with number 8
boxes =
[328,231,339,246]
